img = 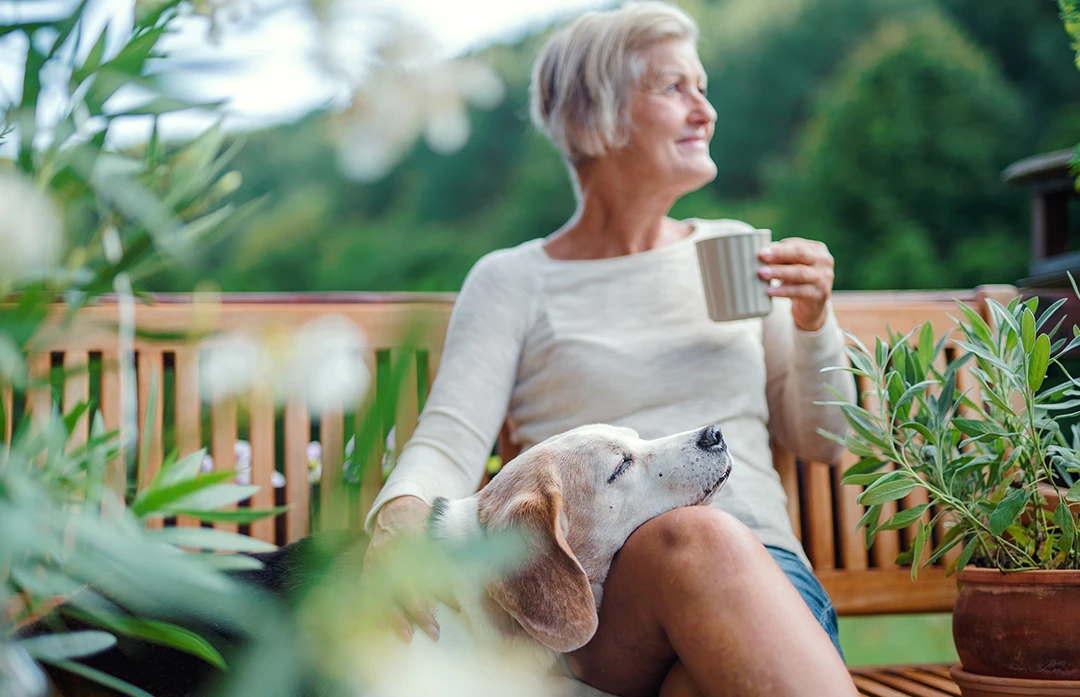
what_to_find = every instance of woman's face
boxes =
[614,39,717,195]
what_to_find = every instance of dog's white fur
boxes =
[366,423,732,697]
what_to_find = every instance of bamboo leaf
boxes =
[41,660,155,697]
[63,608,228,670]
[130,470,235,518]
[172,506,289,524]
[20,631,116,661]
[149,527,277,553]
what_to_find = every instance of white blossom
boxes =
[198,314,371,412]
[0,169,64,288]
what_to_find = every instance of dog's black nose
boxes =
[697,425,725,450]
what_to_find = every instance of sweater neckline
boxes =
[532,218,704,266]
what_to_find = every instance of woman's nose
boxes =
[689,93,716,126]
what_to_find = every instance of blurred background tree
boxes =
[141,0,1080,295]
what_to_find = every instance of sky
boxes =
[0,0,611,148]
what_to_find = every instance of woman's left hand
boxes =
[757,238,834,332]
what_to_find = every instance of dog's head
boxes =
[432,424,732,654]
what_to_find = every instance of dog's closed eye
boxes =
[607,455,634,484]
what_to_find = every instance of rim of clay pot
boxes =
[959,567,1080,585]
[950,665,1080,689]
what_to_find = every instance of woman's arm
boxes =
[364,249,536,532]
[763,297,855,463]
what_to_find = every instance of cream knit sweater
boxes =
[367,219,855,565]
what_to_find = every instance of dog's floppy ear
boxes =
[478,464,598,653]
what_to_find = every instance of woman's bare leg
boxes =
[659,661,704,697]
[565,507,857,697]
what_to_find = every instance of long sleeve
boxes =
[364,250,537,532]
[763,297,855,463]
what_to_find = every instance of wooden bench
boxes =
[7,285,1018,696]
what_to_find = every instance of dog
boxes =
[37,423,732,697]
[359,422,733,697]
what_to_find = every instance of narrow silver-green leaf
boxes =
[878,504,930,531]
[989,488,1029,537]
[1021,309,1035,354]
[859,473,916,506]
[1029,333,1050,393]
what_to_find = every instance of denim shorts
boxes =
[765,546,844,661]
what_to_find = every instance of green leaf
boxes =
[19,631,116,661]
[1054,502,1076,552]
[926,527,966,565]
[857,503,883,548]
[148,527,277,553]
[989,488,1030,537]
[955,302,995,346]
[131,470,236,517]
[63,608,228,670]
[172,506,289,524]
[917,323,935,371]
[841,471,892,487]
[164,484,261,513]
[843,431,879,458]
[875,337,888,372]
[878,504,930,531]
[949,537,979,575]
[114,96,225,117]
[153,448,209,488]
[42,660,155,697]
[195,553,267,572]
[72,23,109,86]
[1030,334,1050,393]
[898,421,935,443]
[1067,481,1080,503]
[910,523,929,580]
[859,472,917,506]
[1021,309,1036,354]
[841,456,887,482]
[952,419,1006,438]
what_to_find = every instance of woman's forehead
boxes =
[640,41,706,80]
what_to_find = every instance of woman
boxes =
[363,2,859,695]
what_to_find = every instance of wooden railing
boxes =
[5,286,1017,618]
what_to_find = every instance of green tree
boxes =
[773,9,1028,290]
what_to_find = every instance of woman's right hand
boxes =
[360,495,442,643]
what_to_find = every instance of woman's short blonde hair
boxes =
[529,1,699,163]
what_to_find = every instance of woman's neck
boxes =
[544,171,690,261]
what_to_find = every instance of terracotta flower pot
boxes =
[953,568,1080,681]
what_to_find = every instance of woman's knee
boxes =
[623,507,765,571]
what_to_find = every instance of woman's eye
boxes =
[699,85,708,97]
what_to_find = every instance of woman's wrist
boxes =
[374,495,432,538]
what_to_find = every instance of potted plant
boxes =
[825,289,1080,694]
